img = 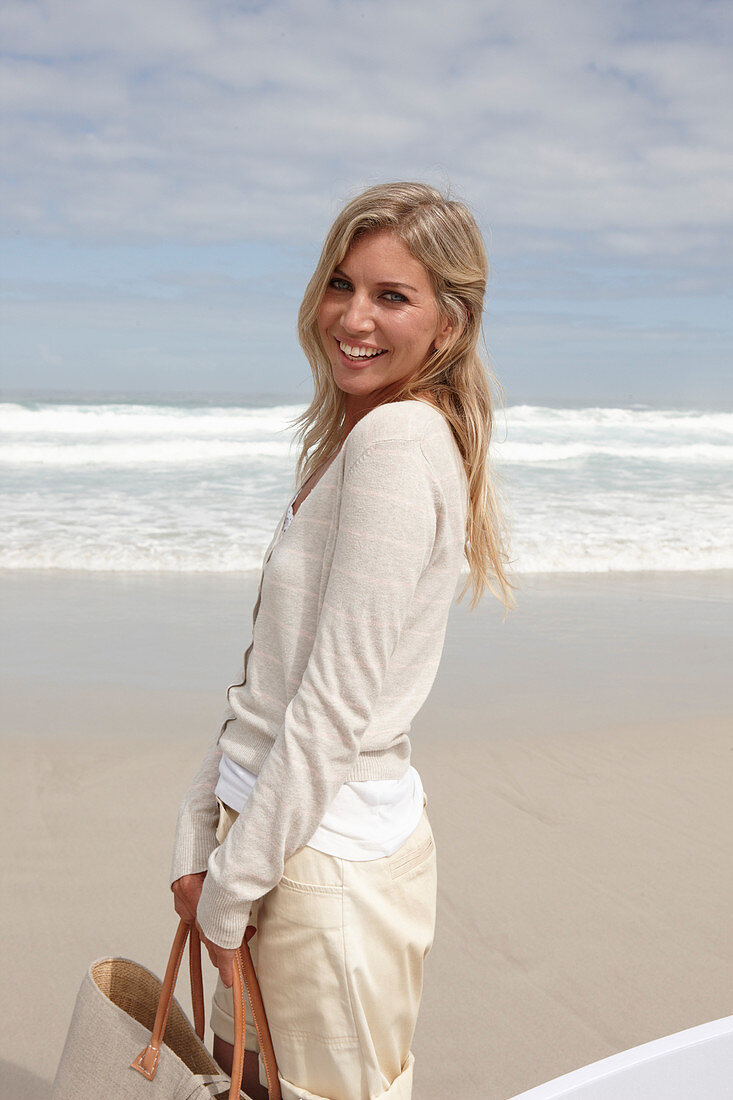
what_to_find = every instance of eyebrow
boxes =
[333,268,418,293]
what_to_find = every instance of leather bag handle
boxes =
[232,926,281,1100]
[131,919,281,1100]
[189,923,206,1041]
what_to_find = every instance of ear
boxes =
[433,314,455,352]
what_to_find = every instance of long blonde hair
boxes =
[293,181,515,612]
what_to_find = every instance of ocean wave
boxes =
[495,441,733,464]
[0,401,306,437]
[0,438,295,467]
[3,541,731,574]
[5,400,732,437]
[0,544,267,573]
[506,405,733,432]
[5,439,730,468]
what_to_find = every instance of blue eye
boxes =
[383,290,407,303]
[329,277,351,291]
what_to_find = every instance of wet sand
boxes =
[1,569,731,1098]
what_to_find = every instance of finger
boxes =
[200,935,218,969]
[173,896,195,924]
[218,958,233,989]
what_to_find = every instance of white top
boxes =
[216,754,425,860]
[215,490,425,860]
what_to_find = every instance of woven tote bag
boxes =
[52,919,281,1100]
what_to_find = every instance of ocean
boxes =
[1,398,731,575]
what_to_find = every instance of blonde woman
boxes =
[171,182,513,1100]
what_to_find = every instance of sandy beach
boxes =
[1,568,731,1099]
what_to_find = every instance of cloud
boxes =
[2,0,730,403]
[1,0,731,267]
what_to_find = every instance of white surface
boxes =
[507,1015,733,1099]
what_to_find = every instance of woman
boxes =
[170,181,513,1100]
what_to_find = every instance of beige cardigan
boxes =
[171,399,468,948]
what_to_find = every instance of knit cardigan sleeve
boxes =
[194,435,441,949]
[169,736,222,884]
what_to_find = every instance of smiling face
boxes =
[317,230,452,420]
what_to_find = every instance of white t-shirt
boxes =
[214,492,425,860]
[216,754,425,860]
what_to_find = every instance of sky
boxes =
[1,0,731,407]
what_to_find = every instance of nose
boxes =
[341,291,375,335]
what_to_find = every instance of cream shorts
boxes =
[210,797,437,1100]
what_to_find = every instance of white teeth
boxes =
[339,341,385,359]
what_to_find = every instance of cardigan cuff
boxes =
[169,808,219,886]
[195,874,253,950]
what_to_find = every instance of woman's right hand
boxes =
[171,872,207,925]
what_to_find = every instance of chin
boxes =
[332,369,382,396]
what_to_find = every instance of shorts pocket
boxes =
[274,874,344,929]
[262,842,345,930]
[388,816,435,880]
[256,858,357,1043]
